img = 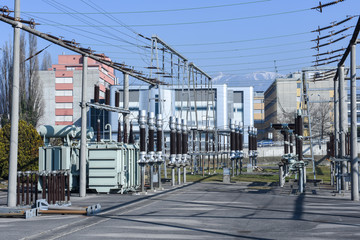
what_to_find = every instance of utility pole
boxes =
[79,55,88,197]
[338,65,347,190]
[333,76,339,158]
[350,43,359,201]
[123,73,129,143]
[7,0,20,207]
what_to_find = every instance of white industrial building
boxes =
[109,84,254,143]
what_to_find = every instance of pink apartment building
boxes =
[39,54,116,126]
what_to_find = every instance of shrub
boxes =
[0,120,43,178]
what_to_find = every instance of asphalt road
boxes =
[1,181,360,240]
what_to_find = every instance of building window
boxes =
[101,67,115,81]
[99,90,105,98]
[55,77,73,84]
[98,78,105,85]
[254,109,262,114]
[55,90,73,96]
[55,115,72,122]
[56,103,73,109]
[66,67,75,71]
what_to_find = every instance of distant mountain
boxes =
[212,72,281,91]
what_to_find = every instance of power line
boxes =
[80,0,152,65]
[41,8,311,27]
[191,48,311,60]
[173,32,311,47]
[80,39,311,53]
[83,0,149,40]
[42,0,149,47]
[205,61,312,73]
[23,0,272,15]
[22,12,148,57]
[200,56,312,68]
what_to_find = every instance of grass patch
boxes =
[162,164,331,185]
[306,165,331,183]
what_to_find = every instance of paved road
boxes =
[1,182,360,239]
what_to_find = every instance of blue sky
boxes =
[0,0,358,88]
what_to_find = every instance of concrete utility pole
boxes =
[123,73,129,143]
[7,0,20,207]
[79,55,88,197]
[333,77,339,158]
[350,43,359,201]
[338,66,348,190]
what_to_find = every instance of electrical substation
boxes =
[0,3,360,238]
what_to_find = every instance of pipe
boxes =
[38,125,76,139]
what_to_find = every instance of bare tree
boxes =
[41,50,52,71]
[19,33,27,122]
[0,32,44,127]
[275,109,297,140]
[0,41,13,127]
[26,33,44,126]
[308,98,332,140]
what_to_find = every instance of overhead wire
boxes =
[172,32,311,47]
[15,1,337,86]
[23,0,272,15]
[41,8,311,27]
[83,0,150,41]
[23,12,147,57]
[205,61,313,74]
[42,0,149,48]
[81,0,151,65]
[191,48,311,60]
[79,39,312,54]
[200,55,313,68]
